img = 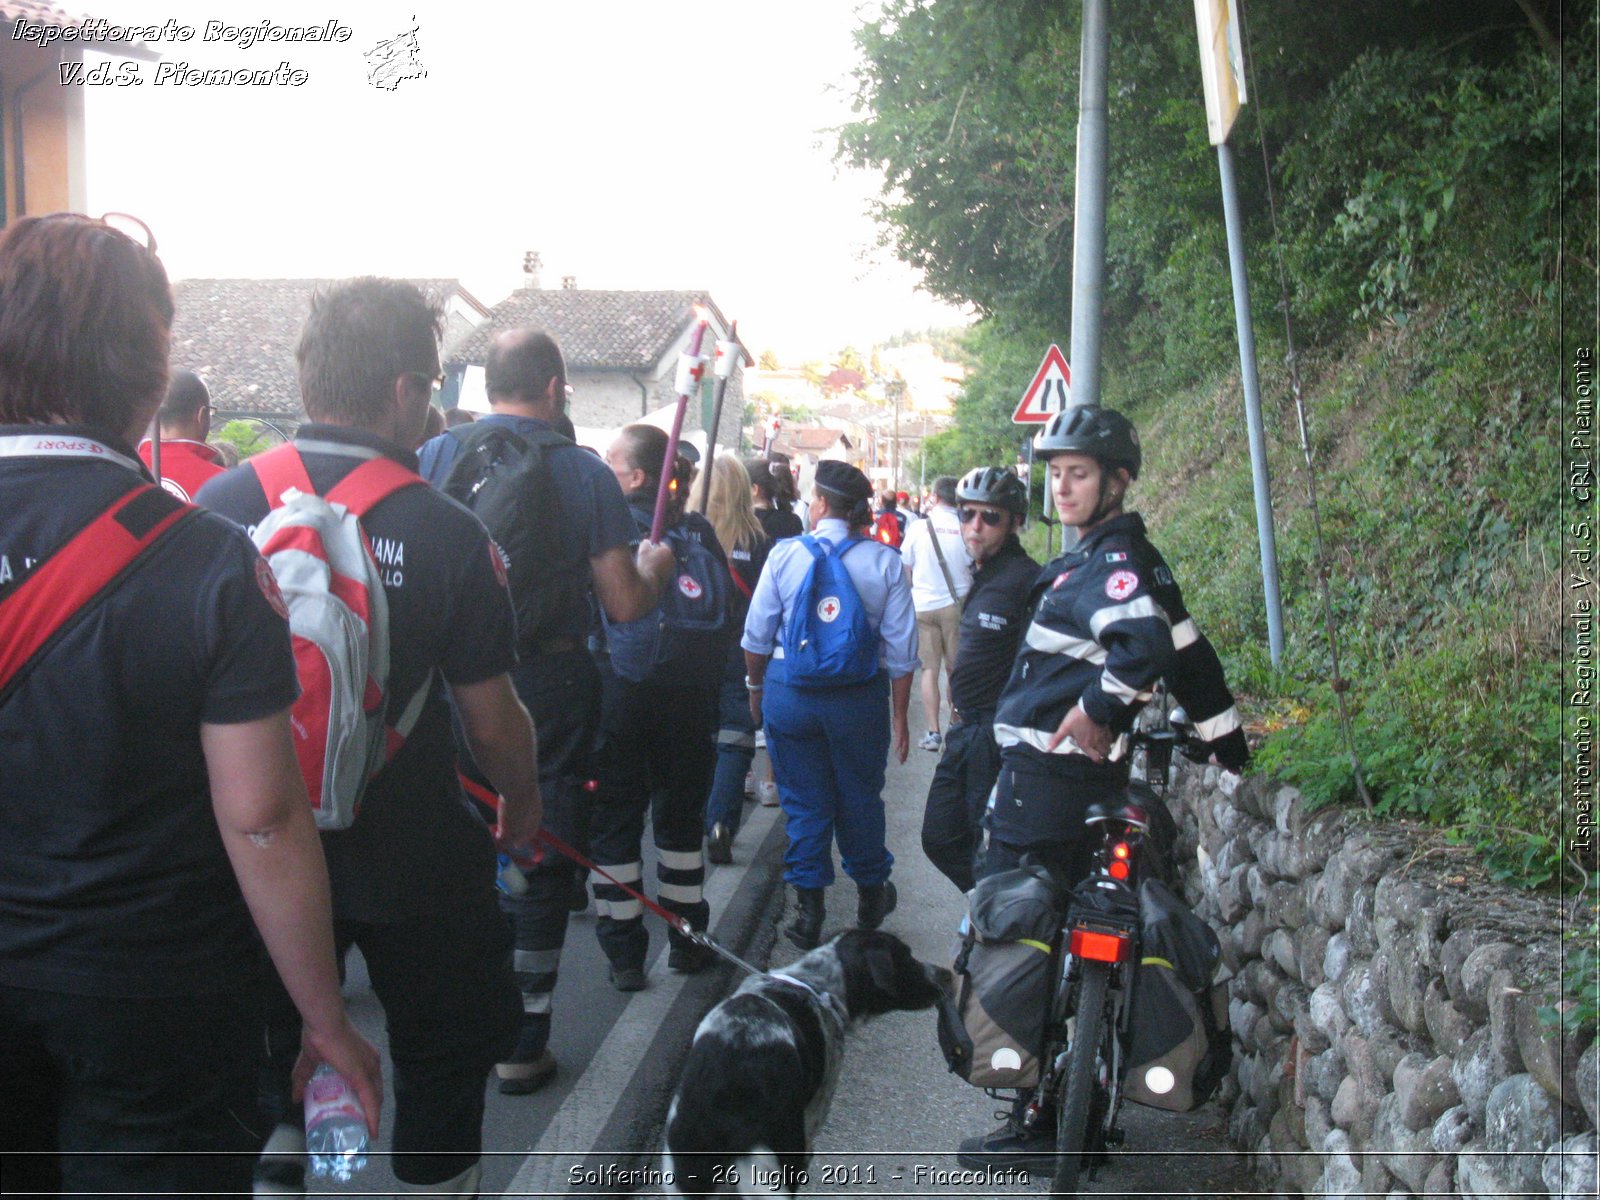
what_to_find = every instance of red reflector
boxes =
[582,779,599,792]
[1108,859,1130,881]
[1070,927,1130,963]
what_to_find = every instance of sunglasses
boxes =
[37,211,159,254]
[959,506,1008,528]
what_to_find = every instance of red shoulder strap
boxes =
[252,444,420,516]
[0,484,195,699]
[325,454,422,517]
[251,444,316,510]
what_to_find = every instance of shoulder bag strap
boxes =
[0,484,196,704]
[324,454,424,517]
[926,516,961,604]
[250,444,317,510]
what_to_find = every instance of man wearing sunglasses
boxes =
[919,466,1038,894]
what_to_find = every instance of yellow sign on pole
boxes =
[1194,0,1247,145]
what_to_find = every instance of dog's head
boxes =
[830,929,953,1018]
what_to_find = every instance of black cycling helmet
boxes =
[1033,405,1141,479]
[956,465,1028,516]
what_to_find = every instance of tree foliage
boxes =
[840,0,1593,887]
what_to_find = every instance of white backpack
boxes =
[250,443,428,830]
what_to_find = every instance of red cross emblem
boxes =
[678,574,703,600]
[256,557,289,620]
[1105,570,1139,601]
[817,596,842,623]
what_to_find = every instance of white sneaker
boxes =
[758,781,780,806]
[919,730,942,751]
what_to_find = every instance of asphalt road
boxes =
[311,692,1252,1198]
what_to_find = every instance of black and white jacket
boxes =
[992,512,1246,769]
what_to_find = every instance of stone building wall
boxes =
[1166,764,1597,1198]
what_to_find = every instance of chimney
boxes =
[561,275,577,290]
[521,250,542,290]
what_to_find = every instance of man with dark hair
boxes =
[419,327,672,1092]
[200,278,540,1196]
[136,369,227,502]
[1,215,379,1196]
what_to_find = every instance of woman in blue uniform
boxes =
[740,461,919,949]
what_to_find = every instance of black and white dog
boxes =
[665,929,952,1197]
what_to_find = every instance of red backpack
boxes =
[871,510,902,549]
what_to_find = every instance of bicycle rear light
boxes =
[1107,841,1133,880]
[1070,926,1131,963]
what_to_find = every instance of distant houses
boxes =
[168,277,747,445]
[170,278,492,434]
[451,286,747,442]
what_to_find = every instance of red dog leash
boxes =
[458,772,764,977]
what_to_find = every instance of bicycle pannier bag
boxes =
[1122,878,1230,1111]
[937,864,1065,1089]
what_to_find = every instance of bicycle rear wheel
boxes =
[1053,959,1110,1194]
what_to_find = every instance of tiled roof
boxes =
[454,289,726,370]
[3,4,162,58]
[170,278,481,420]
[1,2,82,22]
[777,427,852,453]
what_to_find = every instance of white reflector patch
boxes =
[990,1048,1023,1072]
[1145,1066,1176,1094]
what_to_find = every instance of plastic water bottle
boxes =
[496,852,529,895]
[495,843,539,896]
[304,1063,369,1182]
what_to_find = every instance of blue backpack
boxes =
[780,535,878,688]
[605,521,729,685]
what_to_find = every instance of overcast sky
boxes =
[83,0,968,362]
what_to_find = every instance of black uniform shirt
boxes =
[0,425,298,997]
[993,512,1245,770]
[948,536,1041,719]
[198,425,518,921]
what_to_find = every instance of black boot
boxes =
[785,887,825,950]
[856,880,897,930]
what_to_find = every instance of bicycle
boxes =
[1018,718,1198,1194]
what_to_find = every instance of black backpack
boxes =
[440,422,585,649]
[604,517,730,686]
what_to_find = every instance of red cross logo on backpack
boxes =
[817,596,842,623]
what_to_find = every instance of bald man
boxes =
[136,369,226,502]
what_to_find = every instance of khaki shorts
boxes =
[916,602,962,675]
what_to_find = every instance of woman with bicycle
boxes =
[958,404,1248,1169]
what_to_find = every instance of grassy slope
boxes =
[1096,288,1566,886]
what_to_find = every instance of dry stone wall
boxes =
[1166,764,1597,1198]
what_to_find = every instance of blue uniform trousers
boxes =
[705,645,757,835]
[762,670,894,890]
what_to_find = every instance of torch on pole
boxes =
[696,320,744,512]
[650,316,711,544]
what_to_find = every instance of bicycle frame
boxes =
[1024,806,1149,1191]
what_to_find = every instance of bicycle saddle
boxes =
[1085,800,1150,831]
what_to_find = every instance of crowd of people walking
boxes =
[0,211,1249,1194]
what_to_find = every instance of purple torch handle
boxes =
[650,319,709,543]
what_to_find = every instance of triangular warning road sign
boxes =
[1013,344,1072,424]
